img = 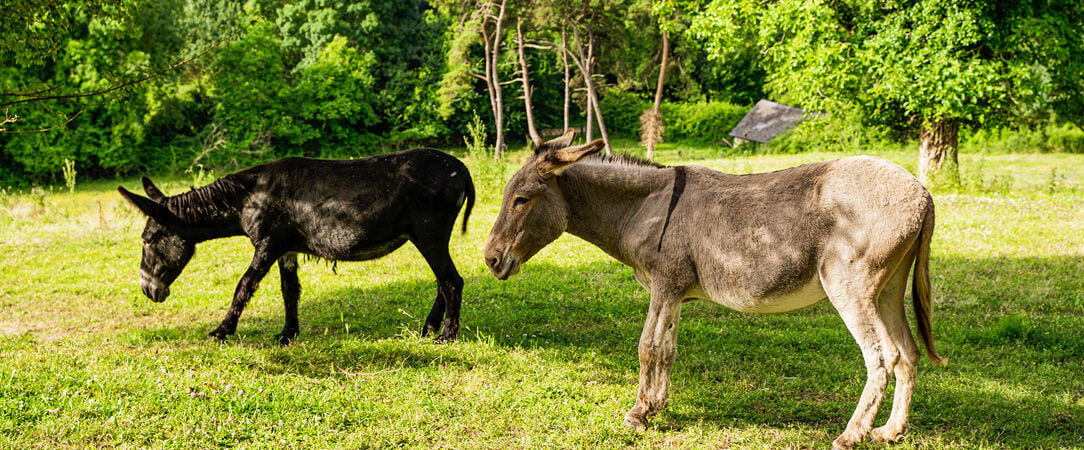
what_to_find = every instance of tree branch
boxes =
[0,34,231,108]
[0,109,83,134]
[0,108,18,131]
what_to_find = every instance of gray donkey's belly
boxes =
[689,274,827,313]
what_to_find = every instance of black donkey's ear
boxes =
[118,186,178,225]
[142,176,166,201]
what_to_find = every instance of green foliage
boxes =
[598,90,650,137]
[660,100,746,144]
[62,159,76,193]
[600,91,745,144]
[208,19,288,160]
[1,0,449,185]
[764,111,900,155]
[690,0,1084,134]
[962,123,1084,155]
[463,111,491,161]
[2,0,1080,189]
[0,0,139,66]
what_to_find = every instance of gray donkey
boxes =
[483,131,946,449]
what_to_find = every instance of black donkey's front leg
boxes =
[415,238,464,342]
[209,248,279,340]
[276,253,301,345]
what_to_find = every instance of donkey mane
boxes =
[165,175,248,223]
[584,152,667,169]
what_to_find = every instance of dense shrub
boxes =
[661,101,748,144]
[961,123,1084,154]
[598,90,649,138]
[1046,124,1084,153]
[598,91,746,144]
[762,109,904,154]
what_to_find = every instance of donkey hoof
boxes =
[420,324,439,339]
[275,331,298,345]
[432,323,458,343]
[623,413,648,431]
[871,425,905,443]
[831,433,861,450]
[208,328,230,341]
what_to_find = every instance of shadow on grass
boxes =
[129,255,1084,447]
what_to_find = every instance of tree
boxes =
[437,0,512,159]
[0,0,136,67]
[691,0,1084,185]
[516,17,542,147]
[0,0,236,133]
[567,14,613,155]
[642,0,688,159]
[641,28,667,159]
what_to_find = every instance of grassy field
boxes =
[1,143,1082,448]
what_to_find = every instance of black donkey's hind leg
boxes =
[414,237,463,342]
[276,253,301,344]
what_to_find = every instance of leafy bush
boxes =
[661,101,747,144]
[1044,124,1084,153]
[598,90,649,138]
[598,92,746,144]
[962,123,1084,154]
[763,110,901,154]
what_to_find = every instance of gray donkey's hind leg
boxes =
[822,261,900,450]
[871,257,921,443]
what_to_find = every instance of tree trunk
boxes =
[572,23,611,155]
[516,18,541,148]
[918,119,959,185]
[645,30,669,160]
[585,87,594,141]
[480,27,498,134]
[561,25,571,132]
[489,0,508,160]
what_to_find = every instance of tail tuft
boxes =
[913,199,947,366]
[460,166,475,235]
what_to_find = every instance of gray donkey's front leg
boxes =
[624,284,684,429]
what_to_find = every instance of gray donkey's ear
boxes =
[535,129,577,154]
[538,139,605,176]
[142,176,166,201]
[118,186,178,225]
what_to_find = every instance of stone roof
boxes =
[729,99,807,143]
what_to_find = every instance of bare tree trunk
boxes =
[585,86,594,141]
[516,18,541,148]
[480,27,498,131]
[644,30,669,160]
[489,0,508,160]
[918,119,959,185]
[561,25,570,132]
[571,22,611,155]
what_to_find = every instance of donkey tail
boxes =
[460,166,475,235]
[913,201,947,366]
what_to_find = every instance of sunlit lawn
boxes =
[1,142,1081,448]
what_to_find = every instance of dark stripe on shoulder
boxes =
[657,166,687,252]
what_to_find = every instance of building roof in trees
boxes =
[729,99,806,143]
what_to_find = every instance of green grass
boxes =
[1,144,1082,448]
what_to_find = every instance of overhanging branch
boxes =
[0,109,82,134]
[0,33,231,109]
